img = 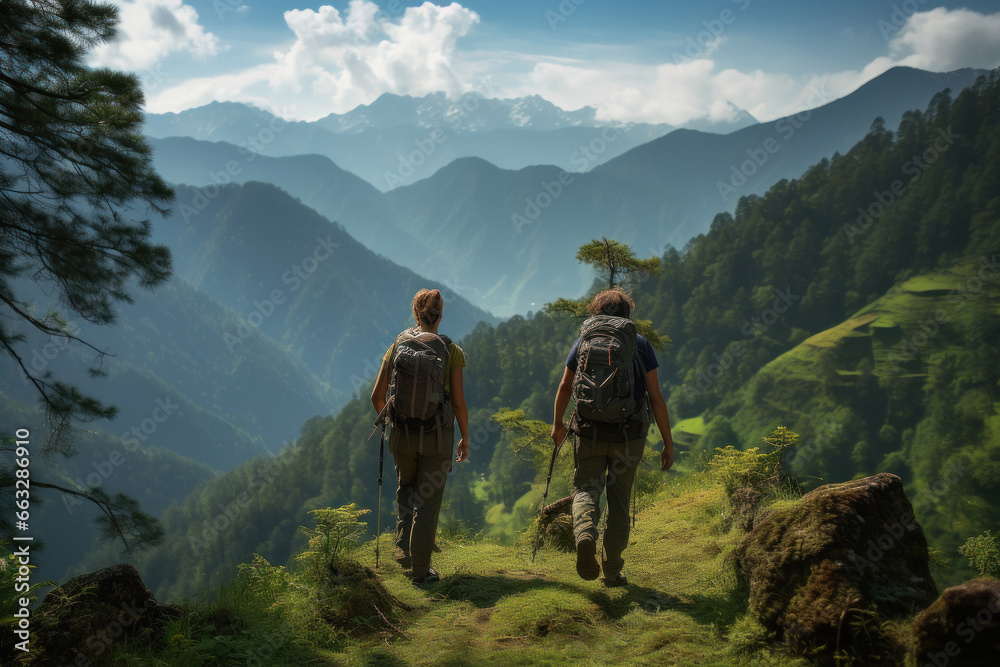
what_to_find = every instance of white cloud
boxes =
[514,58,797,126]
[148,0,480,119]
[518,7,1000,125]
[143,4,1000,125]
[90,0,219,70]
[888,7,1000,71]
[778,8,1000,120]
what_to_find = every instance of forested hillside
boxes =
[92,69,1000,600]
[153,181,494,397]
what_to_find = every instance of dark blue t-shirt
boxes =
[566,333,658,403]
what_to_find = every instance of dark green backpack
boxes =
[572,316,639,423]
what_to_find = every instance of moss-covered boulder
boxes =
[31,563,182,665]
[318,558,408,634]
[732,472,937,660]
[912,578,1000,666]
[538,495,575,552]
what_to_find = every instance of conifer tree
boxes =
[545,237,667,349]
[1,0,173,550]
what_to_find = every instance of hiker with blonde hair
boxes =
[372,288,469,584]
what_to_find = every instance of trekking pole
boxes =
[631,445,644,529]
[369,406,388,570]
[532,432,567,563]
[375,422,385,569]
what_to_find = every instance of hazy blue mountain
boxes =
[146,67,984,317]
[148,136,423,268]
[587,66,989,248]
[155,181,495,395]
[384,66,988,315]
[0,276,336,469]
[143,92,754,190]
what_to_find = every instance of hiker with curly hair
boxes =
[372,288,469,584]
[551,289,674,586]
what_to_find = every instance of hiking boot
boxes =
[602,573,628,588]
[412,567,440,585]
[576,539,600,581]
[394,548,411,569]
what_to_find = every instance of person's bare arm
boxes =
[450,365,470,462]
[550,366,574,447]
[645,367,674,470]
[371,355,390,415]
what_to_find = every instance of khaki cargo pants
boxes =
[389,423,454,579]
[572,434,645,579]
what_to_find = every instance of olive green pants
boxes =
[390,424,454,579]
[572,434,645,579]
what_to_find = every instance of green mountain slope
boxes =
[155,181,496,397]
[148,136,427,272]
[715,261,1000,581]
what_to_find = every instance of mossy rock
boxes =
[317,558,406,635]
[30,564,183,665]
[912,578,1000,666]
[733,473,937,662]
[536,495,575,553]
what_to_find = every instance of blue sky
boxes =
[89,0,1000,123]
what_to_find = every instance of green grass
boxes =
[675,416,707,437]
[104,475,818,666]
[328,479,765,666]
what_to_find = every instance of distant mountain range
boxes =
[147,67,988,317]
[153,182,495,396]
[143,92,757,191]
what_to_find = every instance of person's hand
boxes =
[660,438,674,471]
[551,422,568,449]
[456,437,470,462]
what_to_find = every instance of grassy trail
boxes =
[322,480,799,666]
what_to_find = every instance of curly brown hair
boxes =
[412,288,443,326]
[587,289,634,318]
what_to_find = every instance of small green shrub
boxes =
[708,427,800,497]
[959,530,1000,578]
[708,446,773,497]
[294,503,369,582]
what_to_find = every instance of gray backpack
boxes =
[387,328,451,427]
[572,316,640,423]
